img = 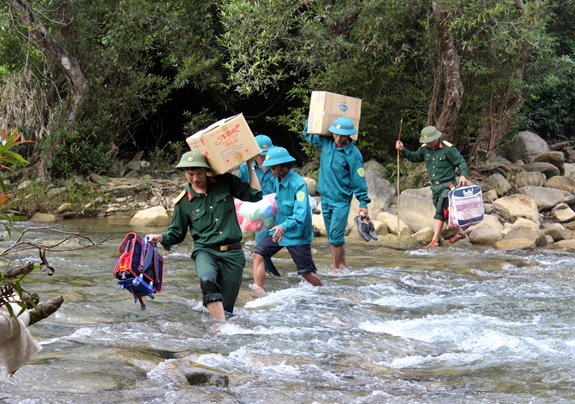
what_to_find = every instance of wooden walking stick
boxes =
[396,118,403,234]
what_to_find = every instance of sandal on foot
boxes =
[449,232,466,243]
[427,240,441,247]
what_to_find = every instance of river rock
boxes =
[303,177,317,195]
[148,359,229,387]
[520,162,560,179]
[397,188,435,232]
[412,228,434,244]
[502,217,541,244]
[516,186,575,211]
[515,171,545,188]
[377,234,422,250]
[312,214,327,237]
[30,213,57,222]
[483,189,498,203]
[542,222,565,242]
[486,173,512,196]
[533,151,565,175]
[493,238,535,250]
[376,212,412,236]
[565,163,575,177]
[467,215,503,245]
[554,239,575,249]
[551,203,575,223]
[129,206,170,227]
[544,176,575,193]
[503,131,549,163]
[492,194,539,225]
[350,160,395,217]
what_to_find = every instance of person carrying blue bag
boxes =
[237,134,281,276]
[304,117,371,272]
[396,125,468,247]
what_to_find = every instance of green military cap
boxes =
[419,126,442,143]
[175,151,211,169]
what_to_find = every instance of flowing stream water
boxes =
[1,218,575,403]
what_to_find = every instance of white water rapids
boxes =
[1,218,575,403]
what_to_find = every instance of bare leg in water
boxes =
[331,244,347,271]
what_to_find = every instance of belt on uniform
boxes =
[204,242,242,252]
[432,180,454,185]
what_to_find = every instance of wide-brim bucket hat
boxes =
[175,151,211,169]
[255,134,273,154]
[419,126,442,143]
[262,146,296,167]
[329,116,357,136]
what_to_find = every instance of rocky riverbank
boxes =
[14,131,575,251]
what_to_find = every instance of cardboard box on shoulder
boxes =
[307,91,362,139]
[185,113,260,175]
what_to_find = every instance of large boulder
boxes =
[503,131,549,163]
[486,173,512,196]
[376,212,412,236]
[520,162,560,179]
[502,217,541,244]
[516,186,575,211]
[303,177,317,196]
[493,238,536,250]
[350,160,395,218]
[492,194,540,225]
[515,171,545,188]
[397,187,435,232]
[533,151,565,176]
[130,206,170,227]
[467,215,504,245]
[551,203,575,223]
[544,176,575,193]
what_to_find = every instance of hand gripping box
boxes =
[185,114,260,175]
[307,91,362,139]
[448,185,485,228]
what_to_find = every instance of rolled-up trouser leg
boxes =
[193,248,245,314]
[322,197,352,246]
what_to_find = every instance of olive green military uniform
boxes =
[401,140,468,218]
[160,173,262,313]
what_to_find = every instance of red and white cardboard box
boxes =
[186,114,260,175]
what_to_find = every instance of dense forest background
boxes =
[0,0,574,179]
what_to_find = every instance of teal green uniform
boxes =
[274,169,313,246]
[161,173,262,313]
[402,140,468,217]
[304,128,370,245]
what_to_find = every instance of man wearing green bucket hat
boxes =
[250,147,322,296]
[304,116,371,272]
[147,150,262,321]
[396,126,468,247]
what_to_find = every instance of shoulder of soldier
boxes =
[442,140,453,147]
[174,189,186,204]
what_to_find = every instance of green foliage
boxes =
[39,112,115,178]
[0,0,574,180]
[147,141,188,170]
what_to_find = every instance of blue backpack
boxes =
[113,232,164,310]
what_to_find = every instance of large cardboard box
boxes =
[307,91,362,138]
[186,114,260,175]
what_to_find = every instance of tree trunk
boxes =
[6,0,89,131]
[470,0,537,158]
[430,2,464,142]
